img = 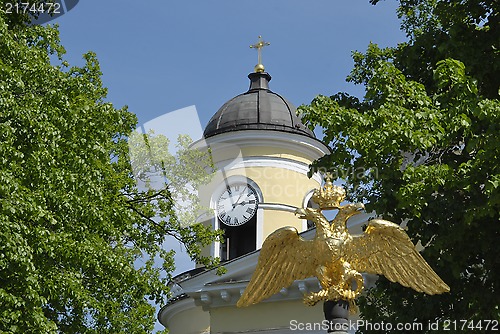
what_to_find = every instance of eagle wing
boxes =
[344,219,450,295]
[237,226,318,307]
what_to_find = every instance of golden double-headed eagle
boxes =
[237,176,449,308]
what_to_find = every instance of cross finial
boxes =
[250,35,270,73]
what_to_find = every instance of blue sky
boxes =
[51,1,407,330]
[55,0,406,128]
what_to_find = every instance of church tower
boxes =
[192,48,329,262]
[159,39,340,334]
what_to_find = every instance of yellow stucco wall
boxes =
[262,210,300,240]
[210,301,324,333]
[243,167,317,206]
[241,146,313,164]
[166,303,210,334]
[210,145,316,166]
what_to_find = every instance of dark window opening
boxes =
[220,216,257,261]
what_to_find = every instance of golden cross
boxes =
[250,36,270,73]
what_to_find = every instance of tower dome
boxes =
[203,72,314,138]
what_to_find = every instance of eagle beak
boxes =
[354,203,365,214]
[295,208,307,218]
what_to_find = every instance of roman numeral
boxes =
[234,217,239,225]
[246,208,253,214]
[225,216,231,224]
[226,186,232,195]
[249,200,256,204]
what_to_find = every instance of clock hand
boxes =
[232,186,248,208]
[232,201,248,208]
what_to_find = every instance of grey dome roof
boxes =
[203,72,314,138]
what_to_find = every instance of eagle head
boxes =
[341,203,365,217]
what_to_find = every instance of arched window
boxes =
[212,176,263,261]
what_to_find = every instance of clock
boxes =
[217,183,258,226]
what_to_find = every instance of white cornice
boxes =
[158,297,196,327]
[191,277,322,311]
[214,156,323,184]
[191,130,330,161]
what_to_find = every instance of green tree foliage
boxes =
[299,0,499,331]
[370,0,499,98]
[0,6,219,333]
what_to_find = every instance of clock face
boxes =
[217,183,258,226]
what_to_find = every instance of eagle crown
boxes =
[311,174,346,210]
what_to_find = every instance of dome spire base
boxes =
[254,64,266,73]
[248,72,271,91]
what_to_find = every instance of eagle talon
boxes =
[303,293,319,306]
[303,289,330,306]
